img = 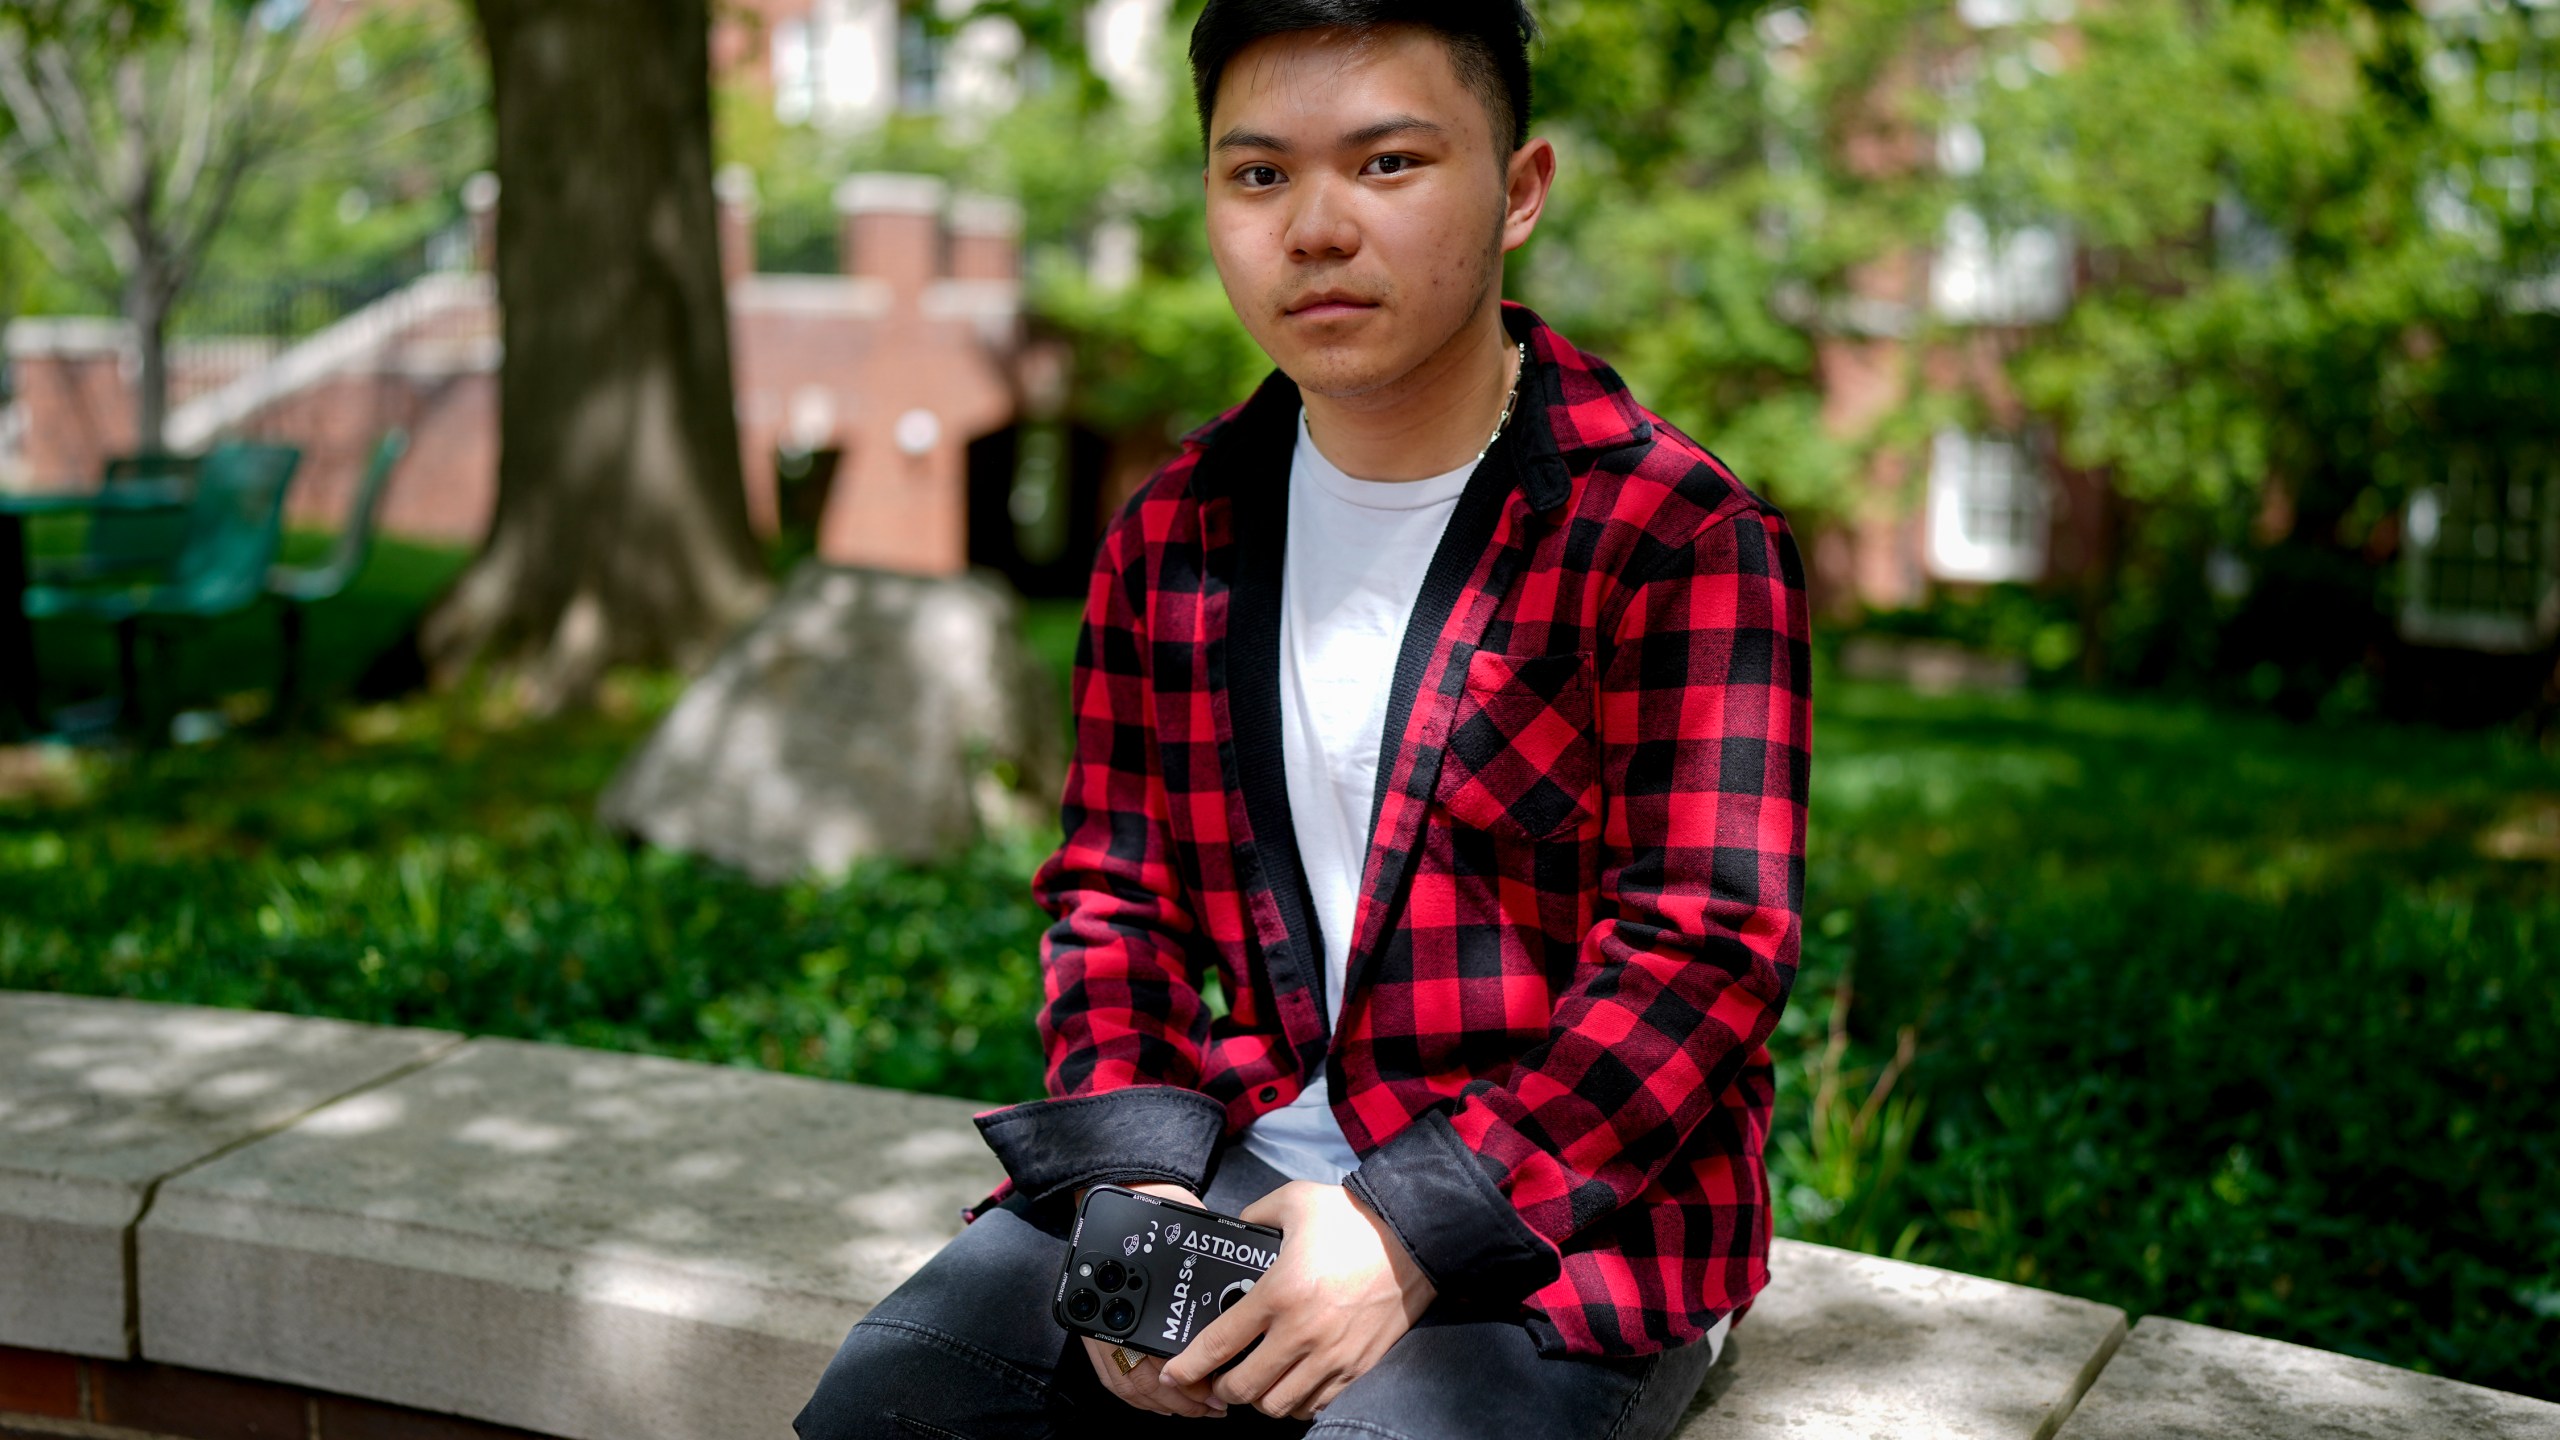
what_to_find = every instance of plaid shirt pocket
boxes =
[1436,648,1601,843]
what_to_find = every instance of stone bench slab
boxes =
[136,1037,1006,1440]
[0,991,458,1358]
[1677,1239,2126,1440]
[2053,1316,2560,1439]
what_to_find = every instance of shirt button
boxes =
[1258,1086,1280,1103]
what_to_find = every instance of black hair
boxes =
[1188,0,1540,154]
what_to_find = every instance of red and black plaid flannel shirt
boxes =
[968,301,1811,1358]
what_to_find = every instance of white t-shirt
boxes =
[1241,407,1475,1185]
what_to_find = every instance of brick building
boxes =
[0,0,1167,593]
[0,172,1099,588]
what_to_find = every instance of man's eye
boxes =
[1364,154,1415,176]
[1238,164,1282,188]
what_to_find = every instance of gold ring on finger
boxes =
[1111,1345,1138,1376]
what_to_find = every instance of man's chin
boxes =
[1273,347,1401,401]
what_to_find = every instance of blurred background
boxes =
[0,0,2552,1408]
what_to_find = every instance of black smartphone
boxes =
[1054,1185,1286,1361]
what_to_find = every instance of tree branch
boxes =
[0,41,132,269]
[163,0,224,216]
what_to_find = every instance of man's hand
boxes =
[1076,1182,1228,1418]
[1157,1180,1438,1420]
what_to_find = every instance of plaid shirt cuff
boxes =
[972,1086,1228,1203]
[1346,1109,1561,1303]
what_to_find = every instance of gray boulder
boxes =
[599,564,1064,881]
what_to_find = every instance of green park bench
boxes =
[22,441,299,734]
[265,429,408,719]
[26,452,203,589]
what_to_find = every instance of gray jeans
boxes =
[794,1145,1719,1440]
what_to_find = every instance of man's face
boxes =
[1202,25,1525,399]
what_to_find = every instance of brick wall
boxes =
[1,174,1037,579]
[0,1344,558,1440]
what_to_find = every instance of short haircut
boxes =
[1188,0,1540,154]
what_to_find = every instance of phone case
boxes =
[1054,1185,1286,1360]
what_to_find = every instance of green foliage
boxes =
[0,0,487,327]
[0,702,1051,1102]
[1791,678,2560,1398]
[193,1,490,307]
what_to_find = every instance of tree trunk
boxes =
[125,233,171,454]
[428,0,770,710]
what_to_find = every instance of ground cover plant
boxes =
[3,573,2553,1400]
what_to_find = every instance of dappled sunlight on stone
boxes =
[454,1114,579,1155]
[1675,1239,2123,1440]
[0,993,456,1357]
[133,1035,1005,1438]
[296,1090,409,1137]
[2055,1318,2559,1440]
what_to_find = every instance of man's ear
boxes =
[1500,137,1557,254]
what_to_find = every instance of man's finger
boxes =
[1089,1340,1214,1416]
[1158,1282,1271,1387]
[1132,1353,1223,1417]
[1253,1354,1327,1420]
[1210,1327,1305,1414]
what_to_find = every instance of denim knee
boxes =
[794,1315,1056,1440]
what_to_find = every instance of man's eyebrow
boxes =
[1338,115,1445,148]
[1212,128,1291,153]
[1210,115,1448,154]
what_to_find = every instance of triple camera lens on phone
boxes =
[1068,1253,1144,1335]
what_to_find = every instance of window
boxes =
[1926,428,2049,582]
[1931,206,2071,324]
[773,19,814,124]
[2482,41,2551,218]
[2401,455,2560,652]
[898,7,943,112]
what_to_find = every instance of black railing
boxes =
[168,224,471,341]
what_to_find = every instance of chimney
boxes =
[715,163,760,285]
[834,173,949,303]
[948,193,1023,282]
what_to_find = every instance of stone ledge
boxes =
[137,1037,1003,1440]
[1676,1239,2124,1440]
[0,993,460,1359]
[9,992,2549,1439]
[2054,1316,2560,1439]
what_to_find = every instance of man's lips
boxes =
[1286,297,1379,318]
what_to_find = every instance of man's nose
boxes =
[1283,174,1360,260]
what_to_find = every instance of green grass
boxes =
[2,550,2554,1400]
[1780,682,2558,1399]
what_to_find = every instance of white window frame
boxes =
[1931,205,2073,325]
[1926,428,2051,583]
[2400,456,2560,653]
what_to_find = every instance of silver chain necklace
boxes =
[1473,340,1530,468]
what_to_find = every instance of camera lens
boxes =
[1101,1297,1137,1333]
[1095,1260,1126,1292]
[1066,1288,1100,1323]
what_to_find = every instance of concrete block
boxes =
[2053,1316,2560,1439]
[1677,1238,2127,1440]
[138,1038,1006,1440]
[0,992,457,1358]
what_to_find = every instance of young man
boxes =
[795,3,1810,1436]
